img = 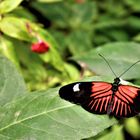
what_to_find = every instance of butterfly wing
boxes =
[112,85,140,117]
[59,82,112,114]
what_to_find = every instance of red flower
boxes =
[75,0,85,3]
[31,41,50,54]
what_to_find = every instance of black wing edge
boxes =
[59,82,93,105]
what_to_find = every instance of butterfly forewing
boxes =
[59,82,113,114]
[59,82,93,105]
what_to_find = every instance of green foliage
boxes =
[0,0,23,14]
[124,118,140,139]
[0,0,140,139]
[73,42,140,79]
[0,56,117,139]
[0,55,26,106]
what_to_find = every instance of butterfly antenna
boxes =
[118,60,140,78]
[99,54,117,77]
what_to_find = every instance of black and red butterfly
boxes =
[59,55,140,118]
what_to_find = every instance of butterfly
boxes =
[59,54,140,118]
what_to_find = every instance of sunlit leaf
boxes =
[0,55,26,106]
[37,0,63,2]
[0,88,117,139]
[0,17,32,41]
[0,0,23,14]
[73,42,140,79]
[125,118,140,139]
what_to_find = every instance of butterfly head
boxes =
[114,77,120,85]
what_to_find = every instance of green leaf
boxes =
[0,36,20,69]
[73,42,140,79]
[67,2,97,29]
[31,1,97,29]
[95,125,124,140]
[0,88,117,139]
[127,16,140,30]
[11,7,37,21]
[124,118,140,139]
[0,0,23,14]
[37,0,63,2]
[0,55,26,106]
[0,16,33,41]
[0,53,117,139]
[67,30,93,55]
[125,0,140,11]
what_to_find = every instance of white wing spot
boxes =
[73,83,80,92]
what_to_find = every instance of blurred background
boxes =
[0,0,140,139]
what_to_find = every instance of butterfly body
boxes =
[107,78,120,115]
[59,78,140,118]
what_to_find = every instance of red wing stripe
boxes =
[91,87,112,98]
[118,87,134,103]
[94,91,112,99]
[120,102,124,116]
[88,100,93,106]
[100,98,105,112]
[95,99,101,111]
[91,83,112,92]
[112,96,117,111]
[128,106,131,113]
[124,104,127,116]
[116,99,121,116]
[105,96,110,111]
[120,86,138,97]
[91,100,98,110]
[116,91,129,104]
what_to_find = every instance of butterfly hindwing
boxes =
[112,85,140,117]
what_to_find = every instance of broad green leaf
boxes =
[0,55,26,106]
[127,16,140,30]
[0,0,23,14]
[125,0,140,11]
[95,125,124,140]
[133,34,140,42]
[124,118,140,139]
[73,42,140,79]
[14,43,47,79]
[63,63,80,82]
[67,2,97,29]
[0,88,117,140]
[0,17,32,41]
[37,0,63,2]
[67,30,93,55]
[12,7,37,21]
[31,1,97,29]
[31,2,72,28]
[0,36,20,69]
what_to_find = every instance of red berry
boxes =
[31,41,49,54]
